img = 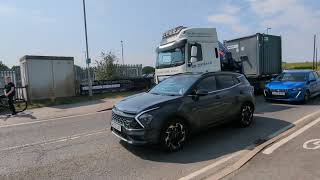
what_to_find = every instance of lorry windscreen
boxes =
[156,47,185,69]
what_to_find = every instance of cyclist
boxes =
[2,76,16,115]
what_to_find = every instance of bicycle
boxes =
[0,95,28,115]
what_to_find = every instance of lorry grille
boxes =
[112,111,143,129]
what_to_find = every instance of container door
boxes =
[238,37,258,76]
[261,35,282,75]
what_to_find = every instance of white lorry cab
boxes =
[155,26,222,83]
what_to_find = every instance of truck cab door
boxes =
[186,42,221,73]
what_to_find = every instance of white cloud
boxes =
[223,4,241,14]
[208,13,249,33]
[207,4,249,34]
[208,14,238,24]
[249,0,296,16]
[248,0,320,61]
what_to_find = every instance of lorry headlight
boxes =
[138,113,154,127]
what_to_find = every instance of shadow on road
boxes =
[121,116,292,164]
[0,111,37,121]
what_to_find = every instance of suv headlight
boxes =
[138,113,154,127]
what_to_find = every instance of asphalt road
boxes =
[225,117,320,180]
[1,96,320,180]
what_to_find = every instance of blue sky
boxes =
[0,0,320,68]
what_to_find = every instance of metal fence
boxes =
[0,71,17,88]
[113,64,142,78]
[80,78,152,95]
[74,64,143,83]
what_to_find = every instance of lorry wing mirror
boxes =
[190,45,198,63]
[191,46,198,57]
[190,57,198,63]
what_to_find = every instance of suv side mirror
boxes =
[195,89,209,96]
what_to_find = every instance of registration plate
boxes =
[111,121,122,132]
[272,91,285,96]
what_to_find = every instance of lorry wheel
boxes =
[160,119,188,152]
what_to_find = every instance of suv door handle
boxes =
[215,95,221,99]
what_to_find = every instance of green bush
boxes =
[292,66,313,70]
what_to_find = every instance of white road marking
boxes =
[178,150,245,180]
[263,117,320,154]
[0,111,109,129]
[182,110,320,180]
[0,129,108,152]
[303,139,320,150]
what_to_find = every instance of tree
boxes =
[11,65,20,72]
[142,66,155,74]
[95,51,118,80]
[0,61,9,71]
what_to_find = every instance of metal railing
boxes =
[80,78,152,95]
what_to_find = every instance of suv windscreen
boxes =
[149,75,198,96]
[156,46,185,69]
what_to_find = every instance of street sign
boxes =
[86,58,91,64]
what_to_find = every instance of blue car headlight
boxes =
[137,113,154,127]
[292,87,303,91]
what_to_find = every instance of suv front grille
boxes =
[112,111,143,129]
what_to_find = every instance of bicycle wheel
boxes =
[14,99,28,113]
[0,99,10,115]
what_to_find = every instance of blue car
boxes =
[264,70,320,103]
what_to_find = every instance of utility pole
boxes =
[316,40,318,70]
[313,35,316,70]
[121,40,124,64]
[82,0,93,96]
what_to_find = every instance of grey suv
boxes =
[111,72,255,151]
